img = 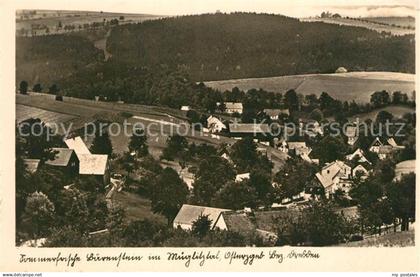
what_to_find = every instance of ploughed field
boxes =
[204,72,415,103]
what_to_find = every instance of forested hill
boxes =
[106,12,415,81]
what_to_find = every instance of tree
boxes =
[44,226,88,247]
[151,168,189,224]
[161,135,188,161]
[248,171,274,207]
[312,135,348,164]
[60,188,90,232]
[284,89,299,112]
[387,173,415,231]
[309,108,323,122]
[18,118,58,162]
[90,129,113,155]
[214,180,258,210]
[392,91,403,104]
[192,155,235,205]
[121,152,140,178]
[122,219,166,247]
[22,192,55,239]
[229,137,258,172]
[128,127,148,157]
[191,214,212,239]
[19,80,28,94]
[274,158,317,201]
[298,201,350,246]
[48,84,60,94]
[370,90,390,108]
[32,83,42,93]
[375,110,393,125]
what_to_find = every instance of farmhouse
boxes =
[65,136,110,185]
[369,137,405,159]
[23,158,41,173]
[45,148,79,176]
[64,136,91,156]
[78,154,110,184]
[224,102,243,114]
[235,172,250,182]
[344,126,359,146]
[173,204,231,230]
[315,160,352,197]
[207,116,226,133]
[228,123,271,141]
[263,108,290,120]
[287,142,312,156]
[352,164,370,179]
[345,148,371,164]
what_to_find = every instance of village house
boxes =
[315,160,352,198]
[344,125,359,146]
[23,158,41,173]
[352,164,370,179]
[235,172,250,182]
[345,148,371,164]
[65,136,110,185]
[262,108,290,120]
[224,102,243,114]
[45,148,79,177]
[287,141,312,156]
[207,115,226,133]
[300,120,323,137]
[369,137,405,160]
[173,204,231,230]
[180,105,191,111]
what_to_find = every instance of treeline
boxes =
[107,12,415,81]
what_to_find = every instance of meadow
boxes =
[205,71,415,103]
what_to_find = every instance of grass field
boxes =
[111,191,166,224]
[340,230,414,247]
[16,104,78,125]
[16,10,162,36]
[347,105,415,122]
[301,17,414,36]
[395,160,415,181]
[205,72,415,103]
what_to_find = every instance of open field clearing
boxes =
[16,93,288,169]
[395,160,415,181]
[111,191,166,224]
[205,72,415,103]
[339,230,414,247]
[301,17,414,36]
[16,104,78,125]
[347,105,415,122]
[17,10,162,36]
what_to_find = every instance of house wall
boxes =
[173,222,192,230]
[213,215,228,230]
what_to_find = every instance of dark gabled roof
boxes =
[253,209,303,233]
[23,159,41,173]
[45,148,75,167]
[222,211,257,235]
[263,109,290,117]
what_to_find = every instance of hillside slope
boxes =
[16,34,104,86]
[204,71,415,103]
[107,12,415,81]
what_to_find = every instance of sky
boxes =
[14,0,417,18]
